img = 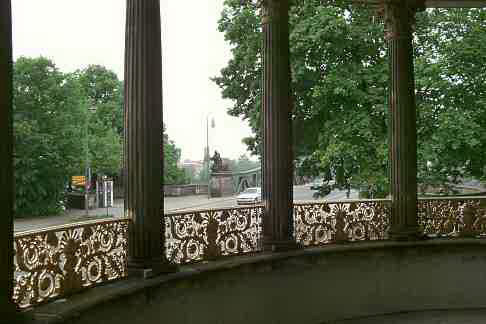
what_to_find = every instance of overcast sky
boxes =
[12,0,254,161]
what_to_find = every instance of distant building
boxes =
[181,159,204,177]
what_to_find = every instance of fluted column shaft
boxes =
[0,0,16,318]
[125,0,168,271]
[262,0,295,250]
[385,1,420,240]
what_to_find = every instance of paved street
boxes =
[14,185,358,233]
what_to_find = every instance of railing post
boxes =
[384,0,423,240]
[261,0,296,251]
[125,0,175,276]
[0,0,17,319]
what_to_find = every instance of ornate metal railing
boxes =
[164,205,264,264]
[294,200,391,246]
[13,219,129,309]
[12,197,486,309]
[418,197,486,238]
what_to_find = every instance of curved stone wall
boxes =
[28,239,486,324]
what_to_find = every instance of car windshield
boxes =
[244,188,258,194]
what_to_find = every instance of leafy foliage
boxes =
[14,57,87,216]
[415,9,486,190]
[163,124,187,185]
[75,65,123,176]
[14,58,190,216]
[14,59,127,216]
[214,1,486,197]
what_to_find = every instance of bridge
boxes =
[232,167,262,192]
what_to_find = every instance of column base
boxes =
[128,259,178,279]
[263,240,301,252]
[389,227,423,241]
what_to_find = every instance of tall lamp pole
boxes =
[85,106,97,215]
[206,114,215,199]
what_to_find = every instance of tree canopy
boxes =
[14,59,124,216]
[14,58,189,216]
[162,124,187,185]
[76,65,124,136]
[75,65,124,176]
[14,57,87,216]
[214,1,486,197]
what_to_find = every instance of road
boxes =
[14,186,357,233]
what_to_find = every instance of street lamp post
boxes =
[206,114,215,199]
[85,107,97,216]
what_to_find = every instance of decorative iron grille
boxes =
[418,197,486,238]
[13,219,128,308]
[164,205,264,264]
[13,198,486,309]
[294,200,391,246]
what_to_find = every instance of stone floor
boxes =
[330,309,486,324]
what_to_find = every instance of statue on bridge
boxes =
[209,150,233,197]
[210,150,229,172]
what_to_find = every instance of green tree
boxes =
[215,0,389,195]
[75,65,123,176]
[184,166,197,184]
[415,9,486,191]
[162,125,187,185]
[214,1,486,196]
[87,119,122,175]
[197,162,211,184]
[13,57,87,216]
[76,65,124,134]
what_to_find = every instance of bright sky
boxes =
[12,0,254,161]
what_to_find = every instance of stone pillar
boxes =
[384,1,421,240]
[125,0,174,275]
[261,0,296,251]
[0,0,17,319]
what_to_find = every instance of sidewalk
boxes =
[163,194,236,212]
[14,195,237,233]
[14,200,125,233]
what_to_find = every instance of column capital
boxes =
[377,0,424,40]
[260,0,289,24]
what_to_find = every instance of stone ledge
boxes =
[23,238,486,324]
[329,308,486,324]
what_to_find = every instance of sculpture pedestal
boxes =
[210,172,234,198]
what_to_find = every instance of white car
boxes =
[309,179,324,190]
[236,187,262,205]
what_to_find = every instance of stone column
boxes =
[0,0,16,318]
[384,1,421,240]
[125,0,174,275]
[262,0,296,251]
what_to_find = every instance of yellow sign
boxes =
[72,176,86,187]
